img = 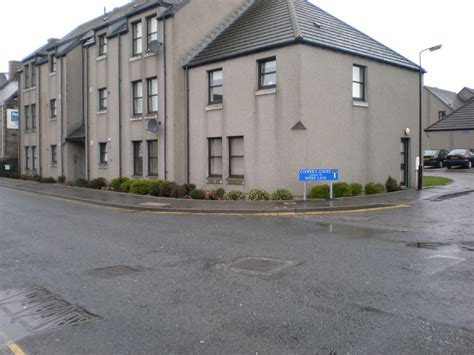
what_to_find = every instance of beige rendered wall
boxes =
[188,44,419,194]
[427,130,474,151]
[423,89,452,150]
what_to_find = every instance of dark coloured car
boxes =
[444,149,474,169]
[423,149,449,168]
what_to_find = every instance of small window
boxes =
[147,77,158,113]
[438,111,446,120]
[50,55,57,73]
[25,147,30,170]
[132,21,143,56]
[132,81,143,116]
[24,105,30,130]
[50,99,57,118]
[99,142,108,165]
[352,65,366,101]
[208,138,222,177]
[147,17,158,52]
[31,104,36,129]
[148,140,158,176]
[98,88,108,111]
[133,141,143,176]
[51,145,57,165]
[258,57,277,89]
[208,69,223,104]
[98,34,107,56]
[31,65,36,87]
[229,136,244,178]
[24,64,30,88]
[32,146,37,171]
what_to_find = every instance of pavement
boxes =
[0,176,454,214]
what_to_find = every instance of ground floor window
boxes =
[147,140,158,176]
[99,142,108,165]
[208,138,222,177]
[32,146,37,171]
[229,136,244,178]
[25,147,30,170]
[51,145,57,165]
[133,141,143,176]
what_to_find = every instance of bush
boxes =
[149,180,165,197]
[32,174,43,182]
[271,188,293,201]
[189,189,205,200]
[75,178,89,188]
[120,179,134,193]
[159,181,178,197]
[170,184,188,198]
[385,176,401,192]
[223,190,243,201]
[333,182,352,198]
[58,176,66,184]
[215,188,226,200]
[249,188,270,201]
[204,189,218,200]
[130,179,153,195]
[41,177,56,184]
[111,177,129,191]
[309,185,329,199]
[20,174,32,181]
[89,177,108,190]
[350,183,363,196]
[365,182,385,195]
[182,183,197,195]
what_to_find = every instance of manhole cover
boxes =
[0,287,100,333]
[85,265,140,279]
[224,257,299,275]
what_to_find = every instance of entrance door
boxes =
[400,138,410,187]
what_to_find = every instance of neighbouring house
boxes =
[424,86,474,150]
[18,0,420,193]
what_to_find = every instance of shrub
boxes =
[20,174,32,181]
[271,188,293,201]
[223,190,243,201]
[159,181,178,197]
[41,177,56,184]
[385,176,401,192]
[58,176,66,184]
[365,182,385,195]
[111,177,129,191]
[89,177,108,190]
[130,179,153,195]
[249,188,270,201]
[309,185,329,199]
[32,174,43,182]
[182,183,197,195]
[189,188,205,200]
[75,178,89,188]
[120,179,134,193]
[215,188,226,200]
[149,180,165,197]
[350,183,363,196]
[170,184,188,198]
[333,182,352,198]
[204,189,218,200]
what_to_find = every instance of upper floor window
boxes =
[24,64,30,88]
[50,55,57,73]
[147,78,158,113]
[31,65,36,87]
[50,99,57,119]
[208,69,223,105]
[439,111,447,120]
[147,17,158,52]
[258,57,276,89]
[98,88,108,111]
[31,104,36,129]
[98,34,107,56]
[24,105,30,129]
[132,21,143,56]
[352,65,366,101]
[132,81,143,116]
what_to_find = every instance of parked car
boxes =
[444,149,474,169]
[423,149,449,168]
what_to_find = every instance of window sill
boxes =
[353,100,368,108]
[98,164,108,169]
[129,55,142,62]
[256,87,276,96]
[130,116,143,121]
[96,55,107,61]
[144,52,157,58]
[206,177,223,185]
[226,177,245,185]
[48,72,56,77]
[22,87,36,93]
[97,110,107,115]
[48,118,57,121]
[145,114,158,120]
[206,103,223,111]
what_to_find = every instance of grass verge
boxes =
[423,176,453,188]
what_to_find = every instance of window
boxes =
[31,65,36,87]
[352,65,366,101]
[229,136,244,178]
[50,99,57,118]
[439,111,447,120]
[148,140,158,176]
[98,34,107,56]
[208,69,223,104]
[32,146,37,171]
[98,88,108,111]
[31,104,36,129]
[258,57,276,89]
[147,78,158,113]
[133,141,143,176]
[99,143,108,165]
[24,105,30,130]
[208,138,222,177]
[51,145,57,165]
[25,147,30,170]
[132,81,143,116]
[50,55,56,73]
[132,21,143,56]
[24,64,30,88]
[147,17,158,52]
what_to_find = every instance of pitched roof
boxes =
[185,0,419,71]
[0,81,18,106]
[425,86,466,111]
[66,125,86,142]
[426,99,474,132]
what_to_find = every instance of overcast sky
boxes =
[0,0,472,92]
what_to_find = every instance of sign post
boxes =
[299,169,339,201]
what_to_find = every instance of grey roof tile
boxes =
[425,86,466,111]
[426,99,474,132]
[0,81,18,106]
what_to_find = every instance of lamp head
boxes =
[429,44,442,52]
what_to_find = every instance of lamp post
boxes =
[418,44,442,190]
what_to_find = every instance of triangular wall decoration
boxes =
[291,121,307,131]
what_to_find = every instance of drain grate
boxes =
[85,265,140,279]
[0,287,100,333]
[224,257,299,275]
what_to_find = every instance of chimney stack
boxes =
[8,60,22,81]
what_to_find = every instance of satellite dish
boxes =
[147,119,160,133]
[147,40,161,53]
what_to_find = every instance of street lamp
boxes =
[418,44,442,190]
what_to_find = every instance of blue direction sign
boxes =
[299,169,339,182]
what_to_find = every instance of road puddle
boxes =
[407,242,474,252]
[325,224,386,239]
[0,308,29,343]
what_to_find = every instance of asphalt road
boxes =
[1,170,473,354]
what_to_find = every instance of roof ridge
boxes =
[286,0,303,40]
[182,0,257,67]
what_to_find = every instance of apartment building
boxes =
[0,61,20,160]
[19,0,421,192]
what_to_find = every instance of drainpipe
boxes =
[1,105,4,159]
[18,71,22,172]
[118,33,123,178]
[184,65,190,183]
[84,46,90,180]
[162,18,168,180]
[60,56,65,178]
[37,62,42,177]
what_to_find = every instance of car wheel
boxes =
[438,161,444,169]
[468,161,473,169]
